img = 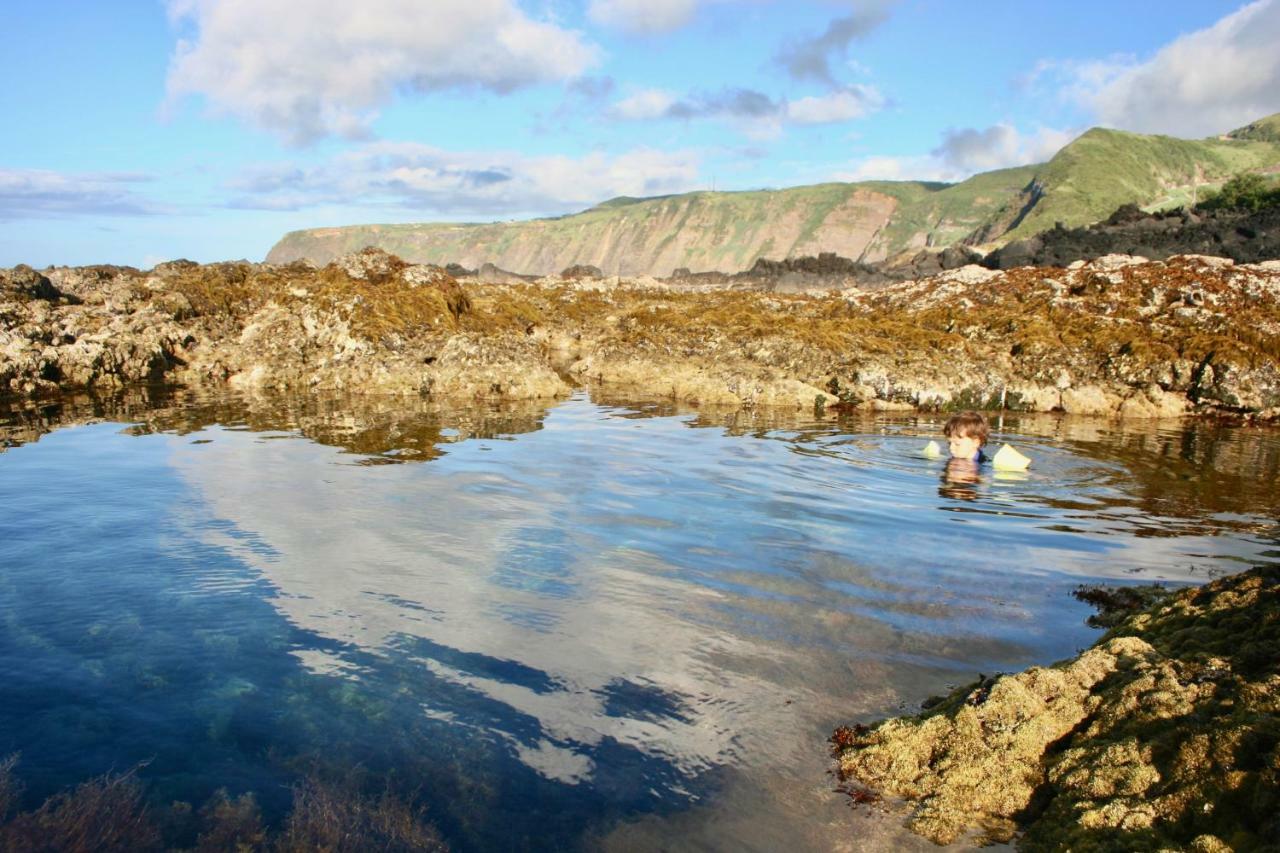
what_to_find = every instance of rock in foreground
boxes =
[832,566,1280,850]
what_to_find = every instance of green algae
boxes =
[833,566,1280,850]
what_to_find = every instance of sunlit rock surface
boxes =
[834,566,1280,850]
[3,249,1279,417]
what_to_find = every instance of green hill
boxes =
[267,114,1280,275]
[1000,122,1280,241]
[1228,113,1280,144]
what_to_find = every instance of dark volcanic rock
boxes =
[474,263,537,285]
[891,246,987,280]
[666,252,915,291]
[985,205,1280,269]
[561,264,603,279]
[737,253,886,291]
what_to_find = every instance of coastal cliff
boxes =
[266,117,1280,276]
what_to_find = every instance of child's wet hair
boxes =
[943,411,990,446]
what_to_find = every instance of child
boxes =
[942,410,989,462]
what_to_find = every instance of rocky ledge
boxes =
[2,248,1279,417]
[831,566,1279,851]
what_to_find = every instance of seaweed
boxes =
[831,566,1280,850]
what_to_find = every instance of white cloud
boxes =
[606,84,884,131]
[0,169,162,220]
[833,155,953,183]
[610,89,678,120]
[775,0,896,84]
[786,85,885,124]
[1047,0,1280,137]
[227,143,702,216]
[932,124,1075,174]
[165,0,599,145]
[588,0,698,34]
[834,123,1074,184]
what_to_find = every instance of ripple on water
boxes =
[0,391,1277,851]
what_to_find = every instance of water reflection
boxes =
[939,458,981,501]
[1,389,1278,851]
[0,385,554,464]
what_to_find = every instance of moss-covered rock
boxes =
[832,566,1280,850]
[3,250,1279,416]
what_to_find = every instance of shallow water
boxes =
[1,388,1278,851]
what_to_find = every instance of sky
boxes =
[3,0,1279,268]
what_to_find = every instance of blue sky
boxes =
[3,0,1278,267]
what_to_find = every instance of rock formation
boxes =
[831,566,1280,850]
[986,204,1280,270]
[3,249,1279,419]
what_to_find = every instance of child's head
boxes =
[942,411,989,460]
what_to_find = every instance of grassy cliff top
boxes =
[1000,125,1280,240]
[1228,111,1280,143]
[268,116,1280,273]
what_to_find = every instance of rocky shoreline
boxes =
[3,248,1279,419]
[831,565,1280,851]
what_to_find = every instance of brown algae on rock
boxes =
[832,566,1280,850]
[4,248,1280,415]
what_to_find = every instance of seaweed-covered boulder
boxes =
[832,566,1280,849]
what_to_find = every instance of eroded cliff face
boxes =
[267,187,905,276]
[3,249,1279,420]
[266,119,1280,277]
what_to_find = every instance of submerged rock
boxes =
[832,566,1280,850]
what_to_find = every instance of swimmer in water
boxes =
[943,410,989,462]
[938,411,989,500]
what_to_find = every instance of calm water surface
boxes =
[2,389,1278,851]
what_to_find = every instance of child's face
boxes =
[947,431,982,460]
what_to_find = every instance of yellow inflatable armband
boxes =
[922,440,943,459]
[992,443,1031,471]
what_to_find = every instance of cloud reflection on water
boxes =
[4,389,1279,849]
[170,416,814,788]
[161,395,1279,793]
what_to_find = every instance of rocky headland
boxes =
[3,248,1280,418]
[266,115,1280,277]
[831,565,1280,851]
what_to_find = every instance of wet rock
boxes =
[833,566,1280,850]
